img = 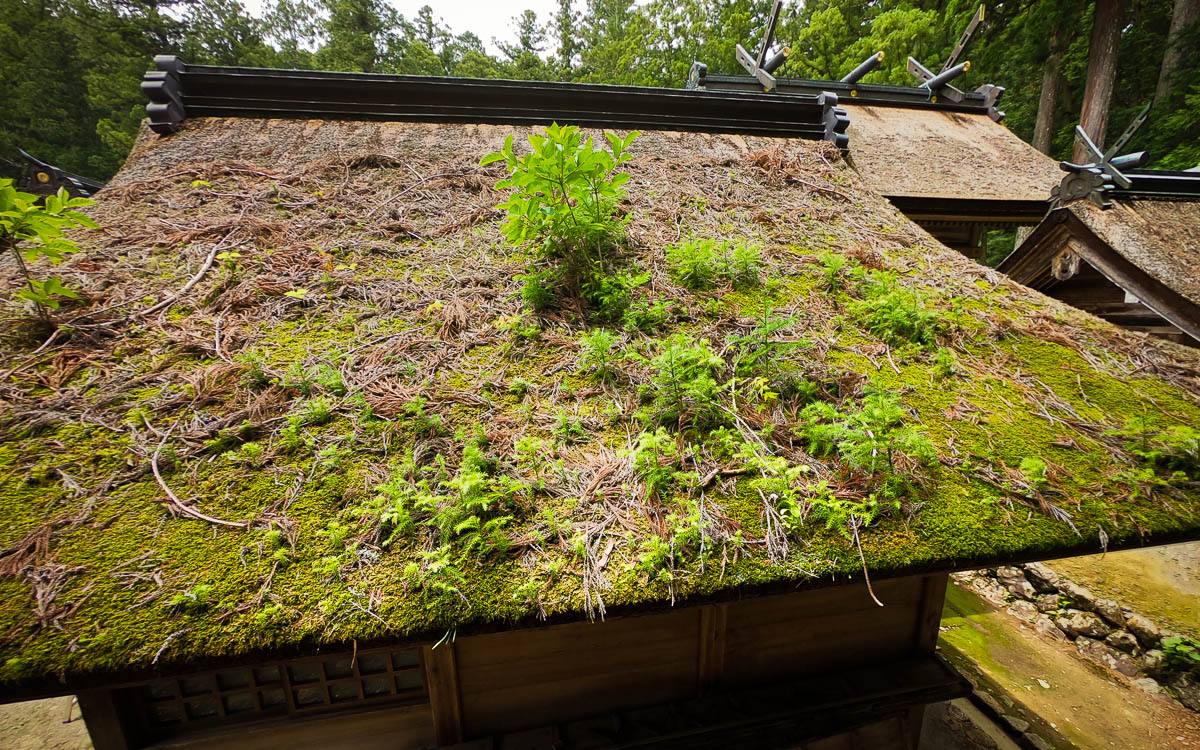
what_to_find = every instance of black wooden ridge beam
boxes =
[15,148,106,197]
[142,56,850,147]
[1051,164,1200,209]
[1116,169,1200,200]
[690,69,1005,121]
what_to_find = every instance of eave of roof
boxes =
[1001,204,1200,344]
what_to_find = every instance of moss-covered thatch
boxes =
[3,119,1200,691]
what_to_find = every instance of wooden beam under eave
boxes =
[907,573,948,749]
[77,690,131,750]
[914,573,949,654]
[424,643,464,745]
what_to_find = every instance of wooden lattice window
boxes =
[131,646,425,736]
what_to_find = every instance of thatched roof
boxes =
[1064,199,1200,307]
[3,117,1200,695]
[842,104,1060,201]
[1000,198,1200,342]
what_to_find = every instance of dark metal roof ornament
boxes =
[13,149,105,198]
[841,52,885,90]
[906,6,1005,121]
[735,1,791,91]
[144,55,187,134]
[1053,104,1152,209]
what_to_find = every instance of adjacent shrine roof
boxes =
[842,104,1060,204]
[999,194,1200,343]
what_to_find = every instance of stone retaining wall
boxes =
[953,563,1200,712]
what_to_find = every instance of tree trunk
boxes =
[1032,31,1063,155]
[1155,0,1200,103]
[1073,0,1125,163]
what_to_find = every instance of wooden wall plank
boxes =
[696,603,727,694]
[722,577,924,686]
[424,643,464,745]
[456,608,698,736]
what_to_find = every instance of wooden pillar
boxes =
[76,690,131,750]
[424,643,464,746]
[914,573,948,654]
[697,603,727,695]
[909,573,949,749]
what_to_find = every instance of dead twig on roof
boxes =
[791,176,851,202]
[851,522,884,608]
[364,170,478,219]
[152,628,189,664]
[138,231,238,317]
[150,426,248,529]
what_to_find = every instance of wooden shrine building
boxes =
[2,57,1200,750]
[998,166,1200,347]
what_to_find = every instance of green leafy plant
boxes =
[932,347,960,380]
[850,270,946,348]
[1,180,96,323]
[1162,635,1200,676]
[483,124,638,263]
[359,436,526,560]
[643,334,726,428]
[723,241,763,288]
[578,328,621,382]
[223,441,267,467]
[726,307,805,381]
[665,238,763,290]
[632,427,682,496]
[518,267,558,311]
[551,408,587,444]
[799,389,936,501]
[496,312,541,344]
[297,395,337,426]
[166,584,215,613]
[1019,456,1050,491]
[741,449,811,528]
[400,396,446,436]
[403,545,467,606]
[666,238,719,289]
[1110,419,1200,480]
[623,298,670,332]
[581,266,649,322]
[817,251,856,293]
[279,362,346,396]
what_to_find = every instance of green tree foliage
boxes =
[497,10,551,80]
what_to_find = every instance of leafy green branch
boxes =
[1,180,96,324]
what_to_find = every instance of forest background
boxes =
[2,0,1198,213]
